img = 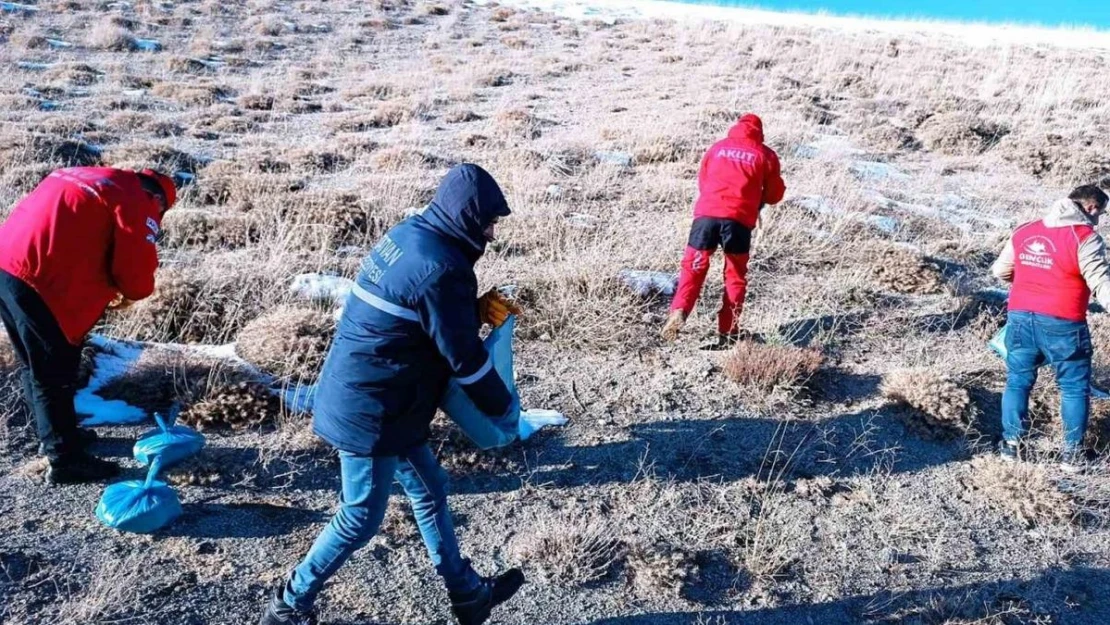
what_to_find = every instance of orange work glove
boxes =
[478,288,522,328]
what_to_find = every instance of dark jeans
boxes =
[1002,311,1092,451]
[284,444,480,612]
[0,269,82,460]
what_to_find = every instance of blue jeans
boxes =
[284,444,480,611]
[1001,311,1092,451]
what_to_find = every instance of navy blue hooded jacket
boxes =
[312,164,514,456]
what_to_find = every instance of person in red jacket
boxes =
[661,114,786,348]
[991,185,1110,473]
[0,167,177,484]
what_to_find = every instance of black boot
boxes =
[450,569,525,625]
[39,428,98,456]
[699,333,740,351]
[259,584,316,625]
[46,452,120,485]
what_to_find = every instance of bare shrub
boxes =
[151,82,232,107]
[180,380,281,431]
[103,141,206,173]
[966,457,1076,527]
[239,93,275,111]
[162,209,257,250]
[330,101,414,131]
[235,306,335,382]
[511,513,625,585]
[882,368,970,438]
[428,416,524,475]
[165,447,249,486]
[1000,132,1110,185]
[722,342,823,392]
[626,540,698,599]
[86,20,138,51]
[632,137,695,165]
[917,113,1009,156]
[444,109,481,124]
[418,2,449,15]
[489,6,516,21]
[868,245,944,295]
[0,334,16,374]
[0,133,102,170]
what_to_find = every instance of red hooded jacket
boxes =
[0,168,166,345]
[693,114,786,229]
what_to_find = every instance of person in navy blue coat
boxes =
[260,164,525,625]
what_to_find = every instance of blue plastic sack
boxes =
[95,458,182,534]
[988,324,1008,359]
[134,410,205,468]
[441,316,521,450]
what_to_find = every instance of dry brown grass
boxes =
[511,512,626,586]
[965,457,1076,527]
[235,306,335,382]
[626,540,697,599]
[882,368,971,439]
[722,342,824,392]
[868,245,945,295]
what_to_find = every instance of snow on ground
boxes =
[477,0,1110,49]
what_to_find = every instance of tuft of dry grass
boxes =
[86,20,138,52]
[868,245,945,295]
[722,342,824,392]
[917,112,1009,156]
[511,512,626,586]
[882,368,970,438]
[162,209,257,250]
[235,306,335,383]
[626,540,698,598]
[966,457,1076,527]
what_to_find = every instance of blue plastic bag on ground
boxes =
[133,410,205,468]
[441,316,522,450]
[95,458,182,534]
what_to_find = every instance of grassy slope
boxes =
[2,0,1110,624]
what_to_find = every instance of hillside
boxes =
[2,1,1110,624]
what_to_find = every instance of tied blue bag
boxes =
[133,409,205,469]
[440,315,520,450]
[95,458,182,534]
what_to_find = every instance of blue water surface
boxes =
[671,0,1110,29]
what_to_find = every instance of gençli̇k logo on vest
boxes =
[1019,235,1056,270]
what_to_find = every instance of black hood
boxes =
[421,164,510,258]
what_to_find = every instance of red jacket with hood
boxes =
[693,114,786,229]
[0,167,167,345]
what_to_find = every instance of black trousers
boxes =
[0,269,82,460]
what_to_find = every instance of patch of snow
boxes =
[475,0,1110,51]
[77,337,147,426]
[867,191,1012,232]
[566,212,600,229]
[850,160,910,182]
[16,61,52,71]
[546,184,563,198]
[594,150,633,167]
[618,269,677,297]
[797,135,866,160]
[795,194,901,234]
[46,39,73,49]
[134,39,163,52]
[290,273,354,307]
[0,1,38,13]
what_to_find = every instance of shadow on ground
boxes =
[584,566,1110,625]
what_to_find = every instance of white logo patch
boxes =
[1019,235,1055,270]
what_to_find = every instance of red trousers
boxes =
[670,218,752,335]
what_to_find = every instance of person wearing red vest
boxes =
[991,185,1110,473]
[0,167,177,484]
[661,113,786,349]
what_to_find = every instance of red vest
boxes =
[1008,220,1094,322]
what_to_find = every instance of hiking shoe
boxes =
[661,310,687,342]
[1060,448,1091,475]
[450,569,526,625]
[259,585,317,625]
[46,453,120,485]
[998,439,1019,463]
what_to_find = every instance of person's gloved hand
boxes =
[478,288,522,328]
